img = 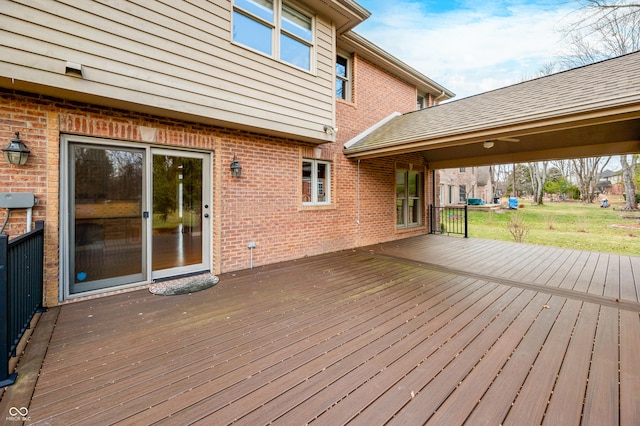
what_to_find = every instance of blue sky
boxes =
[353,0,577,99]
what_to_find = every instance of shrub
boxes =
[507,212,529,243]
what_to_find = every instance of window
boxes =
[459,185,467,203]
[302,159,330,204]
[417,95,425,110]
[396,169,422,228]
[233,0,313,70]
[336,54,351,100]
[459,167,466,172]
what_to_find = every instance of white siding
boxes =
[0,0,336,142]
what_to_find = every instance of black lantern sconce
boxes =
[2,132,30,165]
[230,154,242,178]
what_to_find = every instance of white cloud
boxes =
[355,1,574,99]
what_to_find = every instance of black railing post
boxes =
[0,233,17,386]
[429,204,434,234]
[464,205,469,238]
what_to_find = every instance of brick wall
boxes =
[1,58,430,305]
[337,54,417,143]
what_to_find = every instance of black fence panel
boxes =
[429,205,468,238]
[1,220,44,386]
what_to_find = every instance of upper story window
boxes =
[336,54,351,100]
[233,0,314,71]
[417,95,425,110]
[302,159,331,205]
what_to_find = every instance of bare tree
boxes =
[620,154,638,209]
[571,157,611,202]
[551,160,572,180]
[561,5,640,68]
[491,164,512,199]
[528,161,548,205]
[558,1,639,206]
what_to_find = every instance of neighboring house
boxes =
[0,1,452,304]
[438,166,494,205]
[598,169,624,195]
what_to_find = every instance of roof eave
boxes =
[303,0,371,34]
[338,31,455,99]
[344,98,640,159]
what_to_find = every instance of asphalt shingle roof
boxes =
[345,51,640,155]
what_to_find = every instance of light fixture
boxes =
[483,141,494,149]
[323,125,337,136]
[230,154,242,178]
[2,132,30,165]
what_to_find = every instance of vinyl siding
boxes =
[0,0,336,142]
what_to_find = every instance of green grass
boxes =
[467,198,640,255]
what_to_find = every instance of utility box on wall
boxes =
[0,192,35,209]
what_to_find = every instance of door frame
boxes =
[150,148,212,281]
[59,135,213,301]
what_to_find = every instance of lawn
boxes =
[467,197,640,256]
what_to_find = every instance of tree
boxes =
[558,1,639,205]
[620,154,638,209]
[491,164,512,198]
[561,1,640,69]
[571,157,611,203]
[507,164,533,197]
[528,161,548,205]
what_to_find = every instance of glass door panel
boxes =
[70,145,145,294]
[151,153,205,277]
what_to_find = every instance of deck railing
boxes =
[1,220,45,386]
[429,205,468,238]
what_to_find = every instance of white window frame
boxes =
[336,53,351,101]
[396,168,423,229]
[232,0,315,72]
[459,184,467,203]
[302,159,331,205]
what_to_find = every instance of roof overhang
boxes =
[344,52,640,168]
[303,0,371,34]
[346,100,640,169]
[338,32,455,99]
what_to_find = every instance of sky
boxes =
[353,0,579,100]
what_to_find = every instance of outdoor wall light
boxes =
[230,154,242,178]
[2,132,30,165]
[483,141,495,149]
[323,125,338,136]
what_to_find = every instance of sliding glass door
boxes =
[65,139,211,296]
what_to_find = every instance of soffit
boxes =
[337,31,455,99]
[301,0,371,34]
[344,51,640,167]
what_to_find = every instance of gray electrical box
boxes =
[0,192,35,209]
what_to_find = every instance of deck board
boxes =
[542,302,599,425]
[6,235,639,425]
[505,298,582,424]
[422,290,541,425]
[463,293,558,425]
[619,310,640,425]
[582,306,619,425]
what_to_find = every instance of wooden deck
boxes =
[2,235,640,425]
